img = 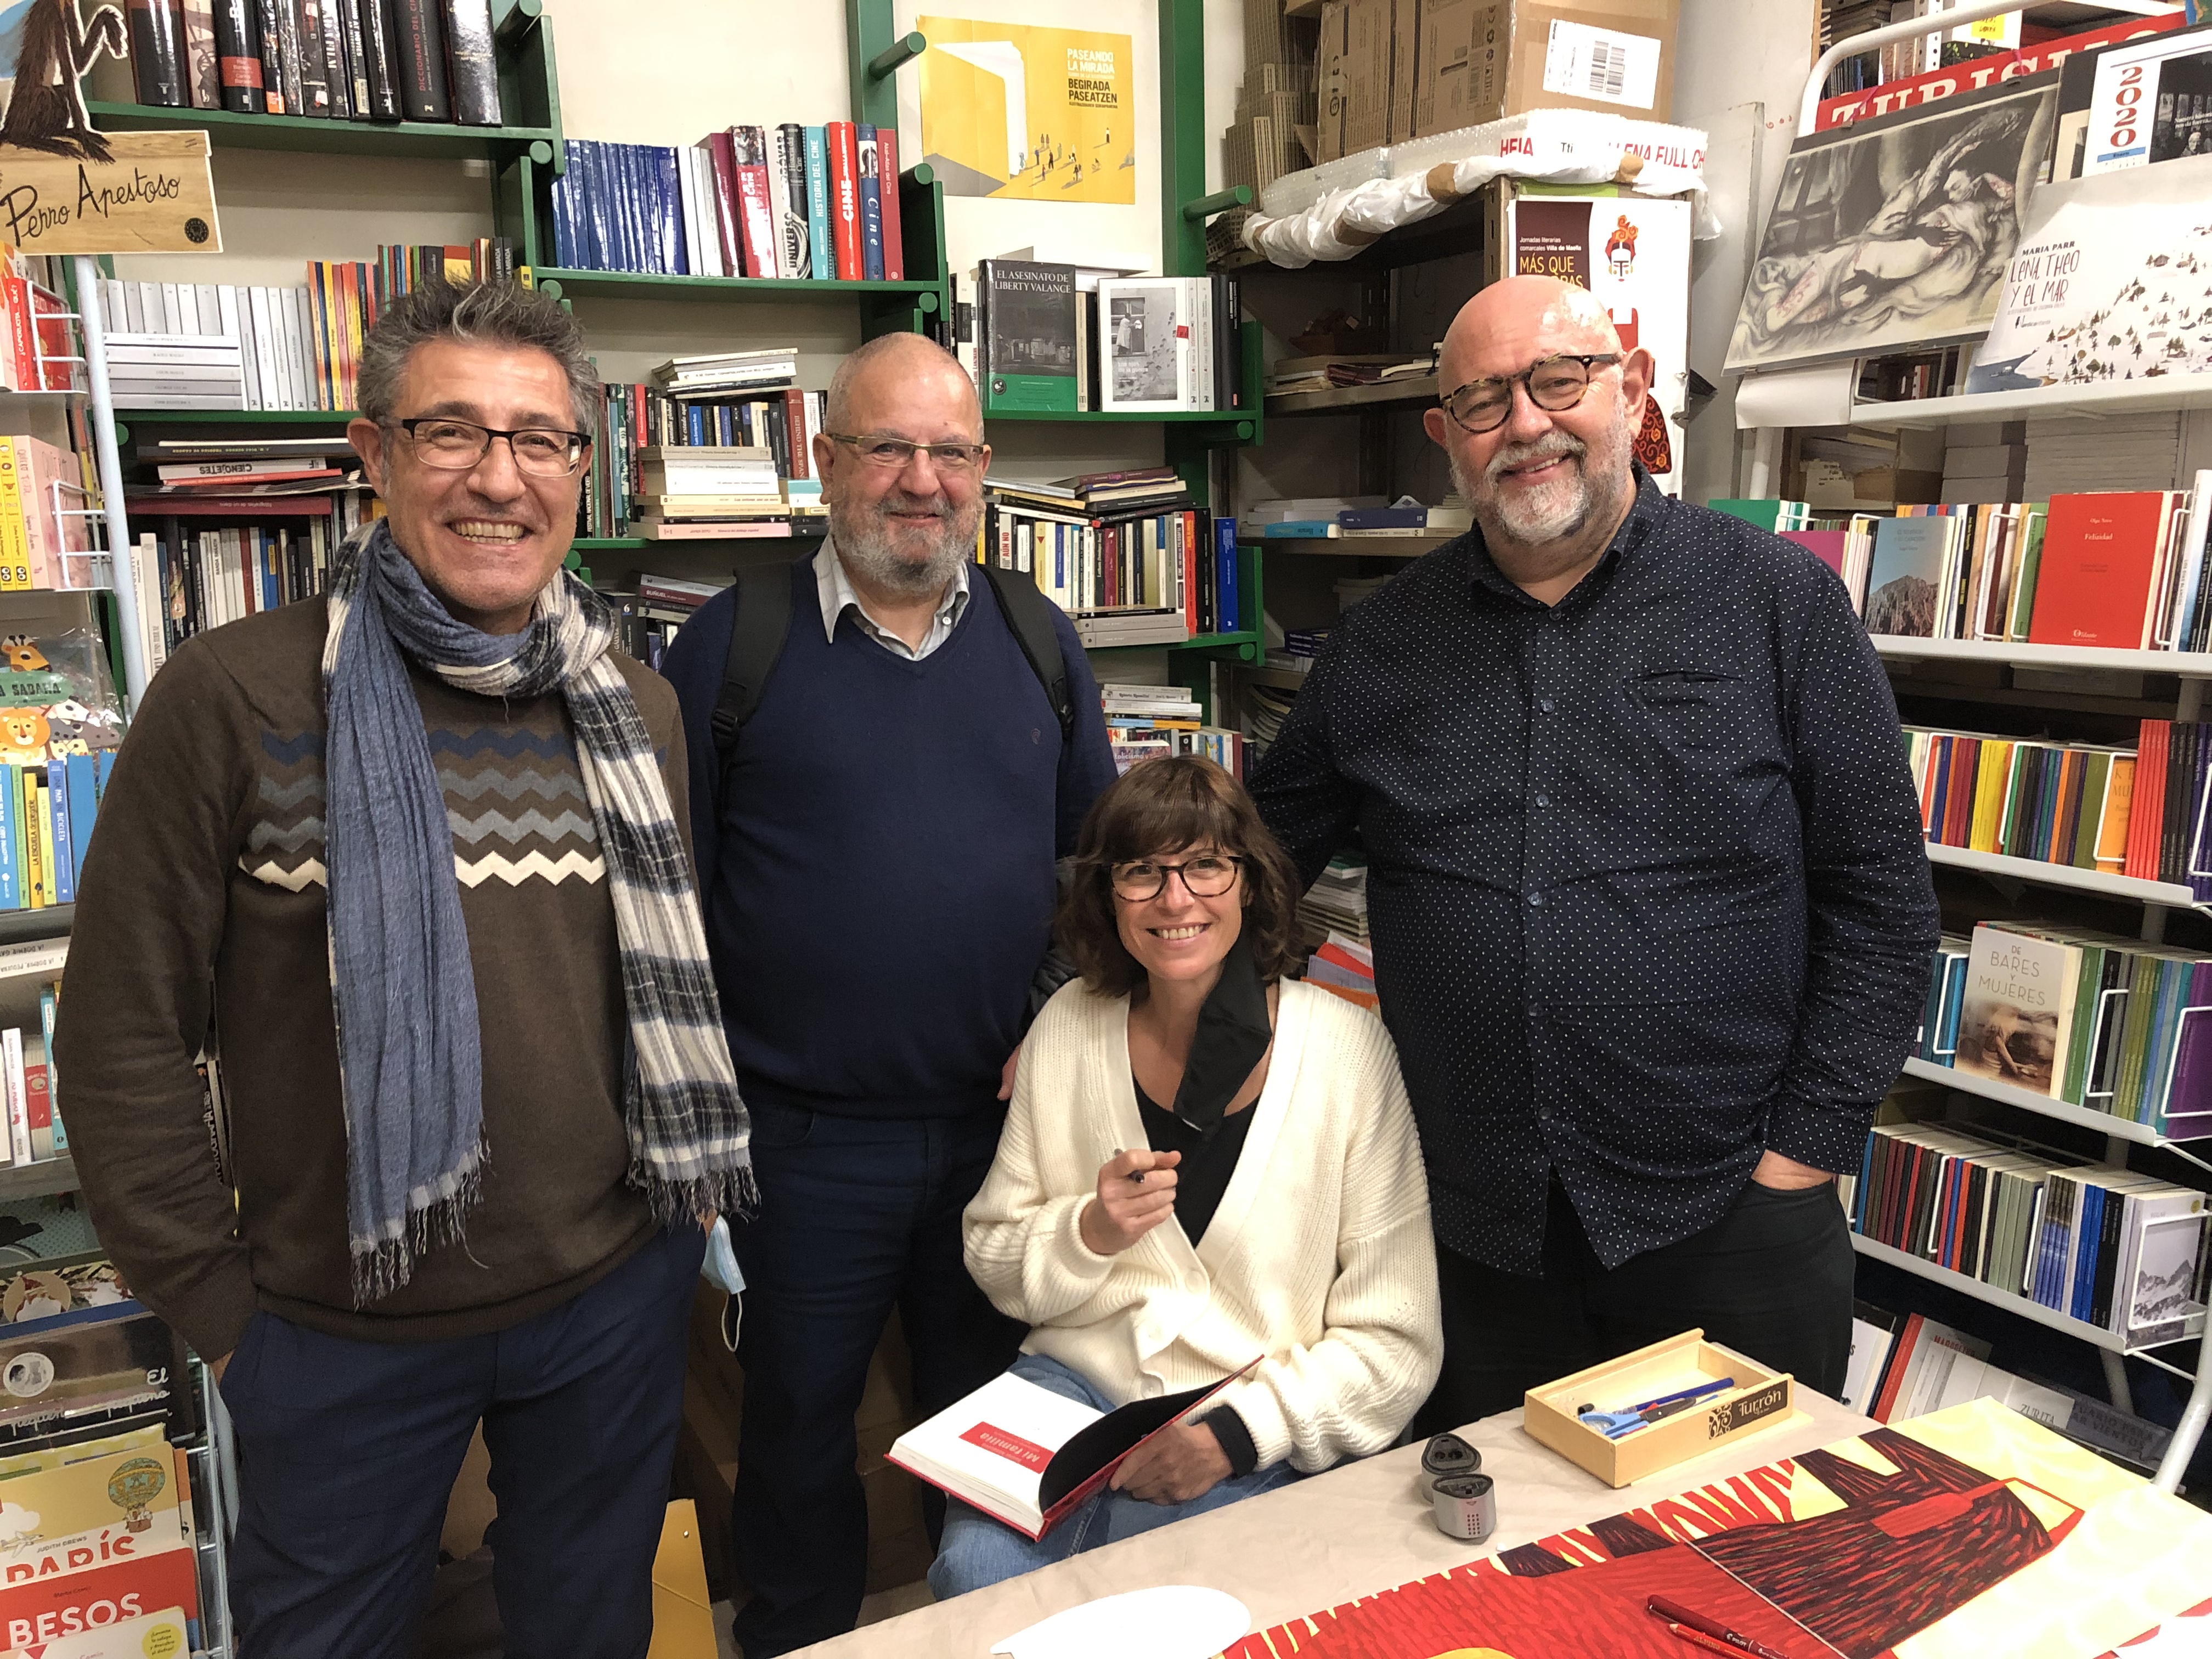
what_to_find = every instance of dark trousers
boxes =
[1417,1175,1855,1435]
[728,1097,1024,1658]
[220,1222,706,1659]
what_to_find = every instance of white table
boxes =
[794,1389,1876,1657]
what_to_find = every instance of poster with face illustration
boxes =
[1506,189,1691,496]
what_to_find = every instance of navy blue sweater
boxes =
[661,557,1116,1116]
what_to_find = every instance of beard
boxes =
[830,486,980,597]
[1456,411,1632,550]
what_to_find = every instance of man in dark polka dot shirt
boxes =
[1251,275,1940,1426]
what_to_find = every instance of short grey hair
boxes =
[357,279,602,432]
[824,331,977,433]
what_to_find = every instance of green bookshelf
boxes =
[83,103,558,162]
[535,272,943,308]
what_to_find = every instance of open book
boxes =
[887,1359,1258,1541]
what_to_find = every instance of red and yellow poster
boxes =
[1224,1400,2212,1659]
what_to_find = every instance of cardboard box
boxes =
[1319,0,1432,159]
[1413,0,1679,139]
[1522,1329,1796,1488]
[648,1500,718,1659]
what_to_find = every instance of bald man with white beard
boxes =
[1250,277,1939,1430]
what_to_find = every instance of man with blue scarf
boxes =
[56,281,754,1659]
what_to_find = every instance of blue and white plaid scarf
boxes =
[322,520,753,1303]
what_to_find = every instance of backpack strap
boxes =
[709,560,796,801]
[977,561,1075,743]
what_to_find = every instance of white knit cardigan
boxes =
[962,976,1443,1474]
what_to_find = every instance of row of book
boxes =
[0,434,97,594]
[1847,1303,2175,1473]
[0,252,77,397]
[0,757,109,911]
[1908,729,2133,875]
[601,573,718,675]
[1099,684,1244,779]
[983,502,1233,648]
[951,266,1244,415]
[579,368,825,543]
[93,245,517,412]
[1852,1117,2207,1346]
[0,995,63,1169]
[125,495,377,673]
[1919,921,2212,1135]
[1299,855,1369,948]
[128,0,503,125]
[551,127,904,282]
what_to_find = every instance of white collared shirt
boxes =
[812,539,970,661]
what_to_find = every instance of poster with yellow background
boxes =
[918,18,1135,204]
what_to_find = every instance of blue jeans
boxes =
[219,1221,706,1659]
[928,1353,1306,1600]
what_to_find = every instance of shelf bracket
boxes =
[1182,187,1252,222]
[869,31,927,80]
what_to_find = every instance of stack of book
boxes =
[1096,684,1242,776]
[1853,1120,2208,1346]
[579,369,822,543]
[94,244,517,412]
[1920,919,2212,1137]
[0,980,63,1168]
[127,0,502,125]
[0,261,78,394]
[552,125,903,281]
[1905,728,2135,875]
[2121,717,2212,896]
[0,433,98,592]
[985,469,1240,648]
[1241,682,1295,766]
[603,572,719,672]
[1264,353,1433,397]
[1299,855,1369,947]
[1301,932,1375,1010]
[955,266,1243,415]
[629,447,800,543]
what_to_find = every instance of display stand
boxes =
[1739,1,2212,1496]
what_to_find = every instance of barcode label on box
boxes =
[1542,20,1662,111]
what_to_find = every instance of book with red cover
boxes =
[729,126,777,280]
[2028,491,2180,649]
[878,126,905,281]
[2127,719,2169,879]
[826,121,862,280]
[888,1358,1258,1540]
[701,133,744,279]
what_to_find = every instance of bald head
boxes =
[1437,276,1622,391]
[825,331,981,436]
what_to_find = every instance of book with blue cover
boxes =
[1215,516,1239,635]
[856,124,884,281]
[45,761,70,906]
[63,754,93,890]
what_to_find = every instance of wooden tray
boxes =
[1522,1329,1794,1488]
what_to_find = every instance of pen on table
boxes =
[1647,1595,1799,1659]
[1666,1623,1746,1658]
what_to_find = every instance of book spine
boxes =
[129,0,192,106]
[803,127,832,282]
[775,123,810,282]
[393,0,450,120]
[0,764,16,911]
[442,0,500,124]
[183,0,222,108]
[315,0,350,116]
[336,0,370,116]
[855,124,884,281]
[654,148,684,275]
[731,127,777,280]
[37,986,58,1148]
[3,1028,26,1168]
[296,0,329,114]
[360,0,400,117]
[46,763,70,907]
[705,133,744,278]
[877,127,904,283]
[827,122,862,280]
[272,0,306,115]
[24,774,44,910]
[252,0,285,109]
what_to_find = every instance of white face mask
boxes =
[702,1215,747,1351]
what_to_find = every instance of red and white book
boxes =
[701,133,745,278]
[826,121,862,281]
[729,126,777,280]
[157,459,332,482]
[636,520,792,541]
[888,1359,1257,1540]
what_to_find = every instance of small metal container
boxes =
[1417,1430,1481,1498]
[1430,1471,1497,1543]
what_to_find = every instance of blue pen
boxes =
[1578,1377,1735,1439]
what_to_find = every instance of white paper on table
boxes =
[991,1587,1250,1659]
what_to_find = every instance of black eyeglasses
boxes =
[826,432,990,473]
[1437,353,1623,435]
[392,417,591,476]
[1109,854,1244,902]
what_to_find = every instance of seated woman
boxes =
[931,755,1441,1598]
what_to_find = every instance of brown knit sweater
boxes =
[54,597,690,1361]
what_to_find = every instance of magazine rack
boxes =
[1736,0,2212,1498]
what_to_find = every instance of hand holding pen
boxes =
[1079,1148,1181,1255]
